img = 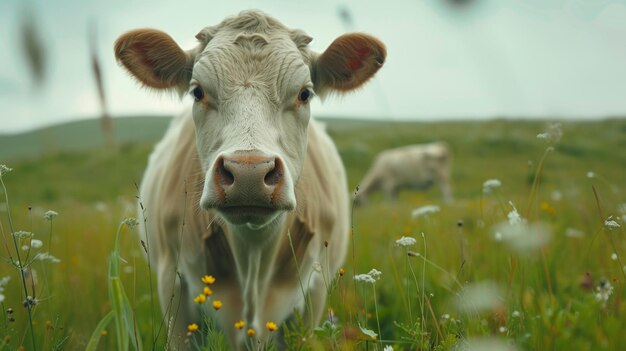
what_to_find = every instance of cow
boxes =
[355,142,453,205]
[114,10,385,349]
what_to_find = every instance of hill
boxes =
[0,116,172,161]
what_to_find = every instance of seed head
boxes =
[122,218,139,229]
[0,165,12,176]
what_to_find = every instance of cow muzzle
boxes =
[202,150,295,226]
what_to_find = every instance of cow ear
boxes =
[314,33,386,94]
[114,29,194,91]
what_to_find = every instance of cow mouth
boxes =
[218,205,277,216]
[215,204,289,227]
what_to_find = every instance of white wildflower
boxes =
[354,268,382,284]
[565,227,585,238]
[441,314,450,320]
[587,171,595,179]
[498,326,507,333]
[43,210,58,220]
[551,190,563,202]
[605,216,620,230]
[36,252,61,263]
[455,281,502,313]
[21,245,30,251]
[30,239,43,249]
[492,220,551,255]
[494,232,502,242]
[395,236,416,247]
[512,310,521,318]
[354,274,376,284]
[411,205,439,219]
[383,346,393,351]
[507,202,523,225]
[482,179,502,194]
[367,269,382,280]
[611,253,618,261]
[536,123,562,143]
[12,231,34,239]
[595,280,614,304]
[0,165,12,176]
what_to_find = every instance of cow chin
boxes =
[200,189,296,229]
[217,206,285,228]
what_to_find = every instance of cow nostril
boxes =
[217,158,235,186]
[264,159,283,186]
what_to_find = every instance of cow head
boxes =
[115,11,385,229]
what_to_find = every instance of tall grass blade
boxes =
[85,310,114,351]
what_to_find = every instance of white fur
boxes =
[356,142,453,204]
[129,11,365,350]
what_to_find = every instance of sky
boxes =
[1,0,626,133]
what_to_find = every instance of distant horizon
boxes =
[3,112,625,136]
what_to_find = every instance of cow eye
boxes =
[191,86,204,101]
[297,88,312,104]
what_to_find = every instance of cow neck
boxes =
[226,213,286,325]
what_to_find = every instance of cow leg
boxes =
[381,181,398,203]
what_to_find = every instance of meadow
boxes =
[1,117,625,350]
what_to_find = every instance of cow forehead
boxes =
[194,36,310,103]
[191,12,313,103]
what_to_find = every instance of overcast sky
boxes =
[1,0,626,132]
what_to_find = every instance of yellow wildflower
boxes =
[203,286,213,296]
[247,328,256,337]
[338,268,345,277]
[234,320,245,330]
[194,294,206,304]
[188,323,199,333]
[266,321,278,332]
[212,300,223,310]
[201,275,216,285]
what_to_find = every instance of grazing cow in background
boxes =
[355,142,453,204]
[114,10,385,349]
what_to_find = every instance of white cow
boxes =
[355,142,453,204]
[114,10,385,349]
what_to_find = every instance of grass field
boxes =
[1,117,625,350]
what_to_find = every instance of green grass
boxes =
[1,117,625,350]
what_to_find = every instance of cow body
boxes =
[115,10,385,349]
[356,142,453,204]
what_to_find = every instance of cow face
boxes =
[115,11,386,229]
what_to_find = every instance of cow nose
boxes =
[212,152,284,202]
